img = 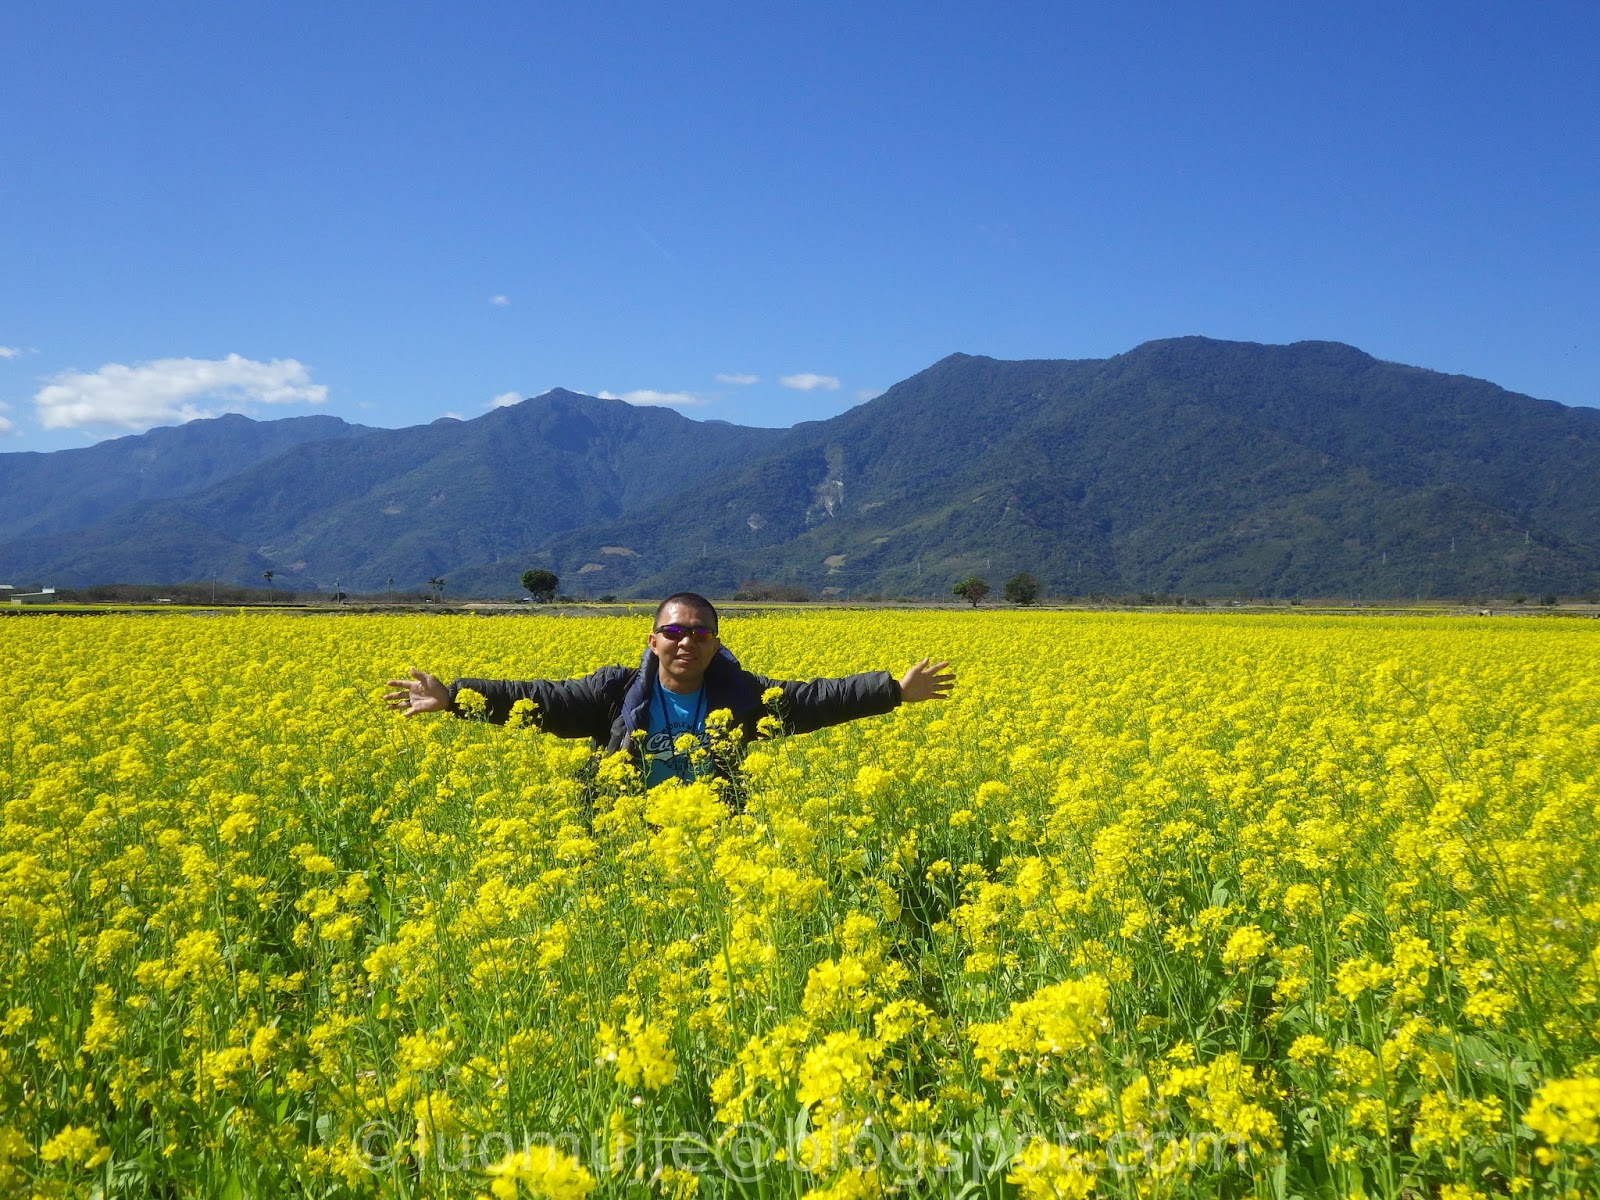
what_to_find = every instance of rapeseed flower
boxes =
[2,609,1595,1196]
[483,1145,596,1200]
[39,1125,108,1168]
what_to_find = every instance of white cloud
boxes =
[0,346,22,360]
[440,411,464,421]
[855,388,883,401]
[486,391,522,409]
[490,295,511,306]
[34,354,328,431]
[715,372,760,386]
[0,401,13,436]
[780,372,840,392]
[597,389,707,408]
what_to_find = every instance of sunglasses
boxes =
[653,623,717,642]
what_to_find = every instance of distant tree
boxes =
[260,570,275,586]
[953,576,989,607]
[1002,572,1040,606]
[427,576,445,603]
[520,568,559,603]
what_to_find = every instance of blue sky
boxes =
[3,2,1596,450]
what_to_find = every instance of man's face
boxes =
[649,601,720,692]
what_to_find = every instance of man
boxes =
[384,592,955,785]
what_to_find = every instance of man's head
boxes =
[649,592,720,693]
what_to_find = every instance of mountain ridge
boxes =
[0,412,373,544]
[4,338,1597,598]
[0,391,783,589]
[514,338,1600,598]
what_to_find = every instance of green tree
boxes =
[520,568,559,603]
[952,576,989,607]
[1003,571,1041,606]
[427,576,445,603]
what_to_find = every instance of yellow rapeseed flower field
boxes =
[1,610,1596,1198]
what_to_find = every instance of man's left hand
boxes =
[899,658,955,703]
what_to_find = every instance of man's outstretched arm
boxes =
[385,665,626,736]
[763,659,955,736]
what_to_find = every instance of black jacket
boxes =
[448,647,902,757]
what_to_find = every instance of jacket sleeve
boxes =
[752,671,902,736]
[447,667,626,739]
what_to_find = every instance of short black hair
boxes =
[654,592,718,629]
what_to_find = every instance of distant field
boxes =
[7,598,1598,619]
[2,612,1596,1197]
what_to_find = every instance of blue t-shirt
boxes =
[642,683,709,786]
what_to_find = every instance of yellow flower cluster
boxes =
[597,1014,677,1092]
[485,1145,596,1200]
[0,609,1596,1197]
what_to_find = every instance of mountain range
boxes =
[4,337,1598,599]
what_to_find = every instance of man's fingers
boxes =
[384,669,445,716]
[898,656,956,703]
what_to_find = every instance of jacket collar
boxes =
[621,645,760,738]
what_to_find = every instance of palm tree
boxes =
[261,570,275,586]
[427,576,445,603]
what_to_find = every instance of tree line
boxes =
[953,573,1040,606]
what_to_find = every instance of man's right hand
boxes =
[384,668,452,716]
[898,658,955,703]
